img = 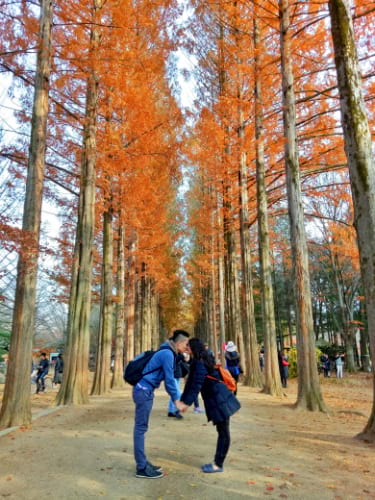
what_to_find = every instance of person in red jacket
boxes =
[278,350,289,388]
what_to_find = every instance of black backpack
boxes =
[123,351,156,385]
[123,345,173,386]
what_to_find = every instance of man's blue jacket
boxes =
[137,341,179,401]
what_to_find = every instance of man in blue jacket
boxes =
[133,330,189,479]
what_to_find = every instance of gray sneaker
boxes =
[136,463,163,479]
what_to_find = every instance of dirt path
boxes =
[0,375,374,500]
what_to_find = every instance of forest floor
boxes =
[0,373,374,500]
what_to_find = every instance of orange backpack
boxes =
[207,365,237,392]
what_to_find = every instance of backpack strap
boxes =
[206,374,224,385]
[142,345,176,380]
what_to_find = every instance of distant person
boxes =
[278,350,289,388]
[204,343,216,364]
[259,351,265,371]
[224,341,242,395]
[335,354,344,378]
[53,354,64,384]
[132,329,189,479]
[36,352,49,393]
[179,338,241,473]
[321,354,330,378]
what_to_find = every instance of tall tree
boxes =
[56,0,103,405]
[91,207,113,395]
[254,13,282,396]
[328,0,375,441]
[279,0,326,411]
[111,219,125,389]
[0,0,53,428]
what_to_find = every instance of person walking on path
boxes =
[179,338,241,473]
[35,352,49,393]
[224,341,242,395]
[132,330,189,479]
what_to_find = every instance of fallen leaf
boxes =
[247,480,256,485]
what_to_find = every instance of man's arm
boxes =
[161,350,180,402]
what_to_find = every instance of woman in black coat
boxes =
[180,338,241,473]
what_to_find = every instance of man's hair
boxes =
[41,352,46,357]
[172,329,190,343]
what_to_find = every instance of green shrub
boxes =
[286,346,322,378]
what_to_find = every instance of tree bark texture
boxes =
[111,221,125,389]
[56,2,101,405]
[91,208,114,395]
[238,134,262,387]
[328,0,375,440]
[0,0,53,428]
[125,237,136,364]
[216,193,227,366]
[254,15,282,396]
[279,0,326,411]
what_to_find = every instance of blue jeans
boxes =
[36,371,47,390]
[168,378,181,413]
[133,385,154,470]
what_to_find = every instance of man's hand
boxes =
[175,400,189,413]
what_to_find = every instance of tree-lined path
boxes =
[0,377,374,499]
[1,0,375,490]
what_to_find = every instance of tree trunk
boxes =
[125,237,136,364]
[210,233,219,359]
[56,1,101,405]
[279,0,326,411]
[134,273,142,355]
[91,208,113,395]
[328,0,375,440]
[360,329,371,372]
[0,0,53,428]
[331,252,357,371]
[216,194,226,365]
[112,220,125,389]
[254,15,282,396]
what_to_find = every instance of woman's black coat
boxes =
[181,359,241,424]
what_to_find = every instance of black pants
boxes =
[214,418,230,468]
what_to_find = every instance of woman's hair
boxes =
[189,337,215,372]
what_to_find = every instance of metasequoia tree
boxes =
[253,10,282,396]
[0,0,53,428]
[279,0,326,411]
[91,206,113,395]
[232,2,262,387]
[328,0,375,441]
[111,219,125,389]
[56,0,103,406]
